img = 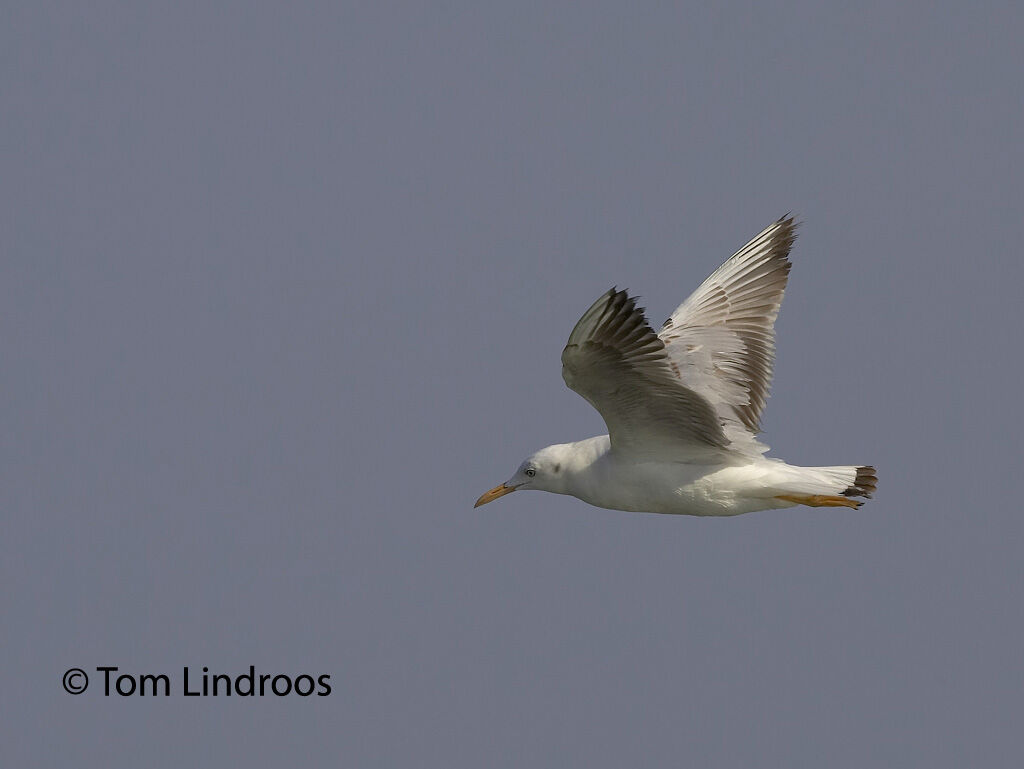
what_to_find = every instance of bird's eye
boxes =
[525,468,536,477]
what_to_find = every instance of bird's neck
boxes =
[567,435,611,466]
[547,435,610,497]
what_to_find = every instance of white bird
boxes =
[475,216,876,516]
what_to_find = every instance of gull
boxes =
[475,216,876,516]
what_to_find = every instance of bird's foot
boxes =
[776,494,862,509]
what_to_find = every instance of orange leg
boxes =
[775,494,862,509]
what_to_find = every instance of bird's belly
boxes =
[579,462,745,516]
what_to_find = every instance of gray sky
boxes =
[4,2,1023,766]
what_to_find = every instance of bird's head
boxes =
[473,444,572,508]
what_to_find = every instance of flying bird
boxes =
[475,216,876,516]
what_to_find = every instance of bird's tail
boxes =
[774,465,877,509]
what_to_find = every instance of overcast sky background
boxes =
[3,2,1023,766]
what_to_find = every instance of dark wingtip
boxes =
[777,212,801,229]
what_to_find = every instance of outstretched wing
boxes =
[561,288,729,461]
[659,216,796,453]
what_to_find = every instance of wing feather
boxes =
[660,216,796,452]
[561,289,729,460]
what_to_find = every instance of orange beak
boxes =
[474,483,516,508]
